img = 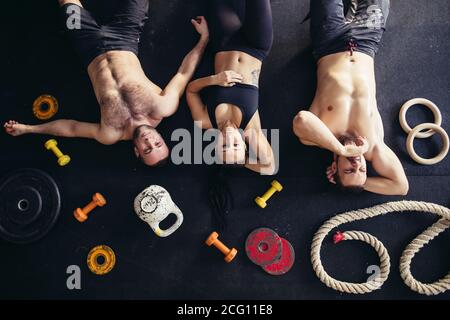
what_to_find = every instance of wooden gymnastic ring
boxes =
[399,98,442,139]
[406,123,449,165]
[33,94,58,120]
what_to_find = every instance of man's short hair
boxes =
[137,154,169,167]
[153,156,169,167]
[333,171,365,194]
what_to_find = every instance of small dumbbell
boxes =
[74,193,107,222]
[255,180,283,209]
[205,232,237,263]
[44,139,71,166]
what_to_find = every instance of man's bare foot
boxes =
[4,120,28,136]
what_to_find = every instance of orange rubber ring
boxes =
[33,94,58,120]
[87,245,116,275]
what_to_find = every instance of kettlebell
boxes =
[133,185,183,237]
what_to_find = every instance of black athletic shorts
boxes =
[310,0,390,60]
[60,0,149,68]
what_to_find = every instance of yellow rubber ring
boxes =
[87,245,116,275]
[399,98,442,139]
[33,94,58,120]
[406,123,449,165]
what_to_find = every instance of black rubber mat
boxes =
[0,0,449,299]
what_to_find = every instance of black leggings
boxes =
[208,0,273,61]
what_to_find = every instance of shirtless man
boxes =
[293,0,409,195]
[4,0,209,166]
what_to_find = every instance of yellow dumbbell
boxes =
[255,180,283,209]
[44,139,71,166]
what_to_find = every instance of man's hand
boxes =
[191,16,209,41]
[340,136,370,157]
[4,120,28,136]
[213,71,243,87]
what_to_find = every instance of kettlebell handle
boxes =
[150,206,184,237]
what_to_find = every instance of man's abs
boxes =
[310,52,383,140]
[88,51,156,96]
[87,51,162,130]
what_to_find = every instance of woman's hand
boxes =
[212,71,244,87]
[191,16,209,41]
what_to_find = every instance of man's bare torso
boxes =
[310,52,385,160]
[87,51,163,140]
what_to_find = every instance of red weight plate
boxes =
[262,238,295,276]
[245,228,282,266]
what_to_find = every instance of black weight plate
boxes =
[0,168,61,244]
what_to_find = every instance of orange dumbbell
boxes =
[205,232,237,263]
[74,193,106,222]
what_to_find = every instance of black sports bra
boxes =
[203,83,259,129]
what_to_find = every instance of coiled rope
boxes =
[311,201,450,295]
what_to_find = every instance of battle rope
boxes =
[311,201,450,295]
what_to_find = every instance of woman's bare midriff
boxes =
[214,51,262,86]
[311,51,383,144]
[213,51,263,131]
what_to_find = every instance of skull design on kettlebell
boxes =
[134,185,183,237]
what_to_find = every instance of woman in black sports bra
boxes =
[186,0,276,175]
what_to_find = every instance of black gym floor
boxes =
[1,0,449,300]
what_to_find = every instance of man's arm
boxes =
[158,16,209,117]
[293,111,345,154]
[364,143,409,195]
[293,110,371,157]
[4,119,120,145]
